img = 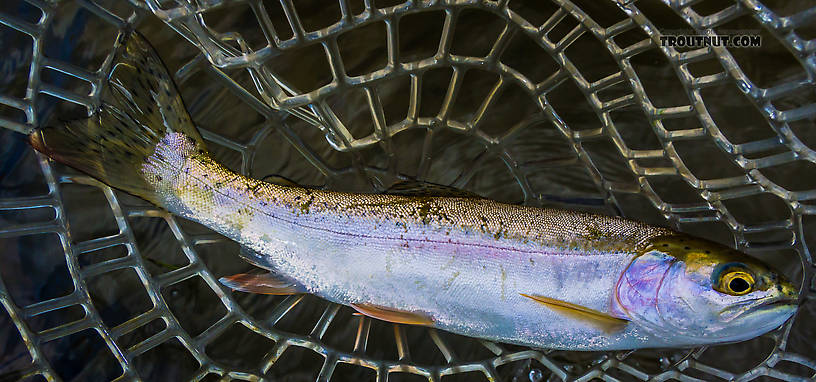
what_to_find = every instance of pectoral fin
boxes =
[351,303,434,326]
[520,293,629,333]
[219,272,304,295]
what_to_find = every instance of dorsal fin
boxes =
[520,293,629,333]
[384,180,481,198]
[261,174,302,188]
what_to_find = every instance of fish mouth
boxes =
[754,297,798,310]
[720,297,798,322]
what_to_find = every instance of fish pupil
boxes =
[729,277,750,293]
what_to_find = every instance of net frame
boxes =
[0,0,815,381]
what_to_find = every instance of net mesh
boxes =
[1,0,815,380]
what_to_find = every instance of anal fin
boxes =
[520,293,629,333]
[219,272,304,295]
[351,303,434,326]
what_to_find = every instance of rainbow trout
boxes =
[29,32,798,350]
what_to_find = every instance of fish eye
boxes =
[729,277,750,293]
[719,270,754,295]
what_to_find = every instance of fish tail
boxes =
[28,31,207,205]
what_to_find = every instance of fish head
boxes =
[615,235,798,345]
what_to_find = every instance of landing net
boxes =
[0,0,814,380]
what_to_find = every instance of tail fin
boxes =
[29,31,206,205]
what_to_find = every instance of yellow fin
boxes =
[219,272,302,295]
[351,303,434,326]
[520,293,629,333]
